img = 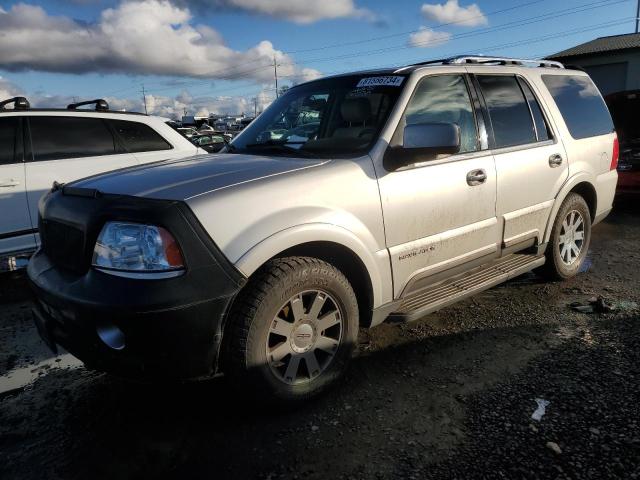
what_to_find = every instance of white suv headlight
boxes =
[92,222,184,276]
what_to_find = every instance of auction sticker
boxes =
[356,76,404,88]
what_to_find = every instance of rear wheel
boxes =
[225,257,358,402]
[539,193,592,280]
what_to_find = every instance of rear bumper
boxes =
[594,169,618,226]
[28,250,239,380]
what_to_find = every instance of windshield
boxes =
[229,74,407,158]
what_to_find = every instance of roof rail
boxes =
[398,55,564,71]
[0,97,30,111]
[446,55,564,68]
[67,99,109,111]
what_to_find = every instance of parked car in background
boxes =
[605,90,640,194]
[191,133,227,153]
[28,57,617,402]
[177,126,198,138]
[0,97,205,269]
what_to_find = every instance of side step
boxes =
[389,253,545,322]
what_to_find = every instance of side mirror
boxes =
[385,122,461,170]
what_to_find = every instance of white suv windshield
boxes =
[229,74,407,158]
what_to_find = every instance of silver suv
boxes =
[28,56,618,401]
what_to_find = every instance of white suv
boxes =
[0,98,204,267]
[28,57,618,401]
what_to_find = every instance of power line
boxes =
[283,0,548,54]
[284,0,631,66]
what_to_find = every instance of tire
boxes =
[225,257,359,403]
[538,193,592,280]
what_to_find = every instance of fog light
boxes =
[96,321,125,350]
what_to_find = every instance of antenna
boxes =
[274,56,279,98]
[141,84,148,115]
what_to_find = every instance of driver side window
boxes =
[402,75,479,154]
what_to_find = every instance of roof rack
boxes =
[447,56,564,68]
[397,55,564,72]
[0,97,30,111]
[67,99,109,111]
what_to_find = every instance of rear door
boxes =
[472,73,568,249]
[0,116,35,255]
[24,115,139,244]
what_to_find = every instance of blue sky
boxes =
[0,0,637,117]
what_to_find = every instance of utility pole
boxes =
[636,0,639,33]
[274,56,279,98]
[252,97,258,117]
[141,84,148,115]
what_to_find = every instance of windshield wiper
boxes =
[245,140,306,148]
[243,140,313,157]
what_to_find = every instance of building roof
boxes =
[548,33,640,59]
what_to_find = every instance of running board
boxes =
[389,253,545,322]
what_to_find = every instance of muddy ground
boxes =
[1,200,639,480]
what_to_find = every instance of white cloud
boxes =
[179,0,374,24]
[0,77,23,100]
[408,27,452,48]
[0,1,321,81]
[420,0,487,27]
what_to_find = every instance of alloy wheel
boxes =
[558,209,585,265]
[266,290,343,385]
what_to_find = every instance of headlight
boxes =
[92,222,184,276]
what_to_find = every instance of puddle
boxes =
[0,353,83,395]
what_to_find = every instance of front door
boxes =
[472,74,569,248]
[0,116,35,256]
[377,74,499,298]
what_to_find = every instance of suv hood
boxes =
[71,153,328,201]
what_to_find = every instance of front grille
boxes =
[41,220,87,273]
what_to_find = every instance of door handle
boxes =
[466,169,487,186]
[549,154,563,168]
[0,179,20,187]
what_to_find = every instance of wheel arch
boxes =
[543,174,598,244]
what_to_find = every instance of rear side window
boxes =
[109,120,172,153]
[518,79,551,142]
[477,75,536,148]
[29,117,116,162]
[542,74,613,139]
[0,117,17,164]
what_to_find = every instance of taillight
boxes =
[611,135,619,171]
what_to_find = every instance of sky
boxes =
[0,0,637,118]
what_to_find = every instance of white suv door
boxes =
[24,115,139,245]
[471,73,569,249]
[377,73,499,298]
[0,116,35,256]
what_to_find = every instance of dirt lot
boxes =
[1,200,639,480]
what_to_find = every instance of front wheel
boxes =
[225,257,359,403]
[539,193,592,280]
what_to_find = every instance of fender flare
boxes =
[233,223,391,308]
[543,172,597,244]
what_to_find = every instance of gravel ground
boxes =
[0,200,639,480]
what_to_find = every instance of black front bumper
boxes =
[27,188,246,380]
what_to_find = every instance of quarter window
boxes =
[542,74,614,140]
[477,75,536,148]
[29,117,116,162]
[0,117,17,165]
[518,79,551,142]
[403,75,478,153]
[109,120,172,153]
